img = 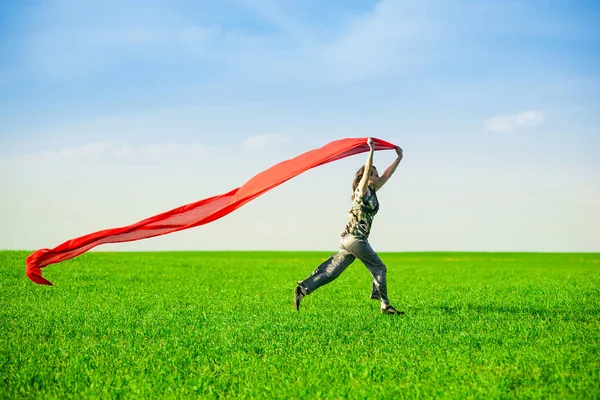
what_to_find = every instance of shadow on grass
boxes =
[436,304,599,323]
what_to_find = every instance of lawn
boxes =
[1,251,599,398]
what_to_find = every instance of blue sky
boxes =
[1,0,599,252]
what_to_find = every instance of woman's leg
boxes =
[298,249,356,294]
[341,235,390,309]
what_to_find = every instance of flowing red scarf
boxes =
[26,137,398,285]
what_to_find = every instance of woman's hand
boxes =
[395,146,403,159]
[368,138,375,150]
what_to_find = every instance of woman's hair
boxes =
[352,165,376,198]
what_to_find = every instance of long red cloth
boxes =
[26,137,398,285]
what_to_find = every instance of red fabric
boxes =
[26,137,398,285]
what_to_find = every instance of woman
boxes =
[294,138,404,315]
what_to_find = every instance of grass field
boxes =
[1,250,599,398]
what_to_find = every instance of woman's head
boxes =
[352,165,379,194]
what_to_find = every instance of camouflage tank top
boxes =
[342,186,379,239]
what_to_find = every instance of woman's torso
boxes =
[342,186,379,239]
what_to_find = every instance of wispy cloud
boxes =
[7,0,597,90]
[485,110,545,132]
[14,0,438,83]
[318,0,436,82]
[26,25,221,77]
[236,0,316,45]
[226,0,439,83]
[15,0,226,79]
[243,134,290,150]
[0,142,208,166]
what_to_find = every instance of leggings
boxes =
[298,234,390,307]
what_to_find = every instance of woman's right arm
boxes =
[356,138,374,198]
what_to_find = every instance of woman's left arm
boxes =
[375,146,403,191]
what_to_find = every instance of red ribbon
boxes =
[26,137,397,285]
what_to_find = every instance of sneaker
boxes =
[380,305,404,315]
[294,286,305,311]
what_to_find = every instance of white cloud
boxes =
[243,134,290,150]
[485,110,545,132]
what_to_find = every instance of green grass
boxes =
[1,251,599,399]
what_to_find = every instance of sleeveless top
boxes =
[341,186,379,239]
